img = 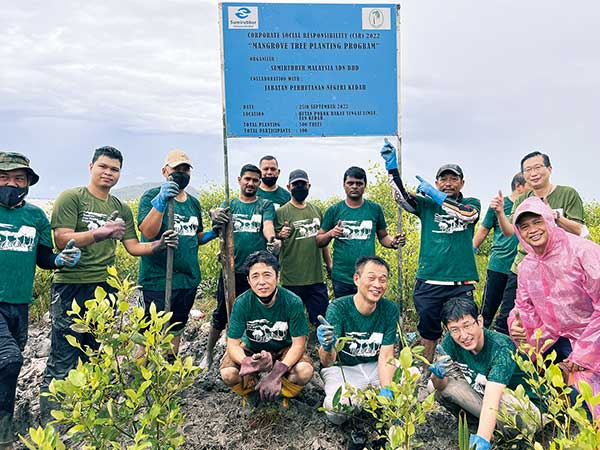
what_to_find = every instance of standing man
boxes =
[380,139,480,364]
[473,173,528,334]
[430,297,542,450]
[316,166,404,299]
[137,149,225,358]
[257,155,291,209]
[0,152,80,445]
[199,164,278,370]
[41,146,177,420]
[509,198,600,418]
[220,251,313,406]
[491,151,585,353]
[275,169,331,328]
[318,256,399,425]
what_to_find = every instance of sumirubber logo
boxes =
[228,6,259,29]
[362,7,391,30]
[369,9,384,28]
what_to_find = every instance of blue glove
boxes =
[469,434,491,450]
[317,315,336,351]
[473,246,479,254]
[380,138,398,171]
[428,355,452,379]
[416,175,447,206]
[54,239,81,268]
[151,181,180,213]
[379,387,394,399]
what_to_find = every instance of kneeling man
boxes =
[220,251,313,405]
[430,297,541,450]
[318,256,399,425]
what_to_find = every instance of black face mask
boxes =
[261,176,277,187]
[291,186,309,202]
[170,172,190,190]
[257,289,277,305]
[0,186,28,208]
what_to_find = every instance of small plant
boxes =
[21,267,199,450]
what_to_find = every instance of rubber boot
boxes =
[0,412,14,447]
[198,326,221,370]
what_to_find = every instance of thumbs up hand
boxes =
[55,239,82,268]
[490,191,505,214]
[510,309,527,345]
[329,220,345,239]
[278,220,292,240]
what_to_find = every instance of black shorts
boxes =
[142,288,197,334]
[283,283,329,326]
[413,279,475,340]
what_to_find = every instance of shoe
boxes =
[0,413,15,447]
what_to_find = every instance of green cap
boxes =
[0,152,40,185]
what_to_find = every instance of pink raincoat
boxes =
[507,197,600,417]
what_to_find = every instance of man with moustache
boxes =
[316,166,404,299]
[199,163,279,370]
[257,155,291,209]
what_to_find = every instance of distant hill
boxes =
[112,183,200,201]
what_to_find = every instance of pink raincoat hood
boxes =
[508,197,600,416]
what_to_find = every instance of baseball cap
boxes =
[0,152,40,185]
[163,149,193,169]
[289,169,309,183]
[436,164,464,179]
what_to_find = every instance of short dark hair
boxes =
[92,146,123,166]
[520,151,551,172]
[440,297,479,326]
[244,250,279,276]
[343,166,367,184]
[355,255,390,275]
[239,163,261,178]
[511,172,526,191]
[515,211,541,227]
[259,155,278,167]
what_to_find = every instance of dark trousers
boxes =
[211,272,250,332]
[0,303,28,418]
[142,288,197,334]
[283,283,329,326]
[490,272,517,335]
[332,279,357,299]
[41,282,116,392]
[481,269,515,334]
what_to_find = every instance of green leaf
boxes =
[70,298,81,315]
[332,386,342,408]
[70,323,88,334]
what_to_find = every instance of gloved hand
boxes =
[469,434,491,450]
[210,207,230,232]
[380,138,398,171]
[317,315,336,351]
[151,180,180,213]
[416,175,447,206]
[256,360,289,401]
[379,387,394,399]
[239,350,273,377]
[390,232,406,249]
[55,239,81,268]
[266,236,281,256]
[152,229,179,253]
[92,211,126,242]
[429,346,452,379]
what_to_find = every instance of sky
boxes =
[2,0,599,206]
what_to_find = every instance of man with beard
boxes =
[0,152,80,445]
[316,166,404,299]
[275,169,332,328]
[41,146,178,422]
[257,155,291,209]
[220,251,313,406]
[380,139,480,364]
[137,149,227,359]
[199,164,279,369]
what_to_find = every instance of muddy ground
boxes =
[14,310,459,450]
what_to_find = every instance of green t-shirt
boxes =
[276,202,324,286]
[227,287,309,353]
[137,188,203,290]
[325,295,399,366]
[442,328,538,402]
[0,203,53,304]
[51,187,137,284]
[510,185,584,273]
[321,200,387,285]
[481,197,518,275]
[415,195,480,282]
[257,186,291,210]
[226,198,276,273]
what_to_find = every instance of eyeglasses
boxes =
[523,164,547,174]
[447,319,478,337]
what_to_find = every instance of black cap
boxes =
[289,169,309,183]
[436,164,464,179]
